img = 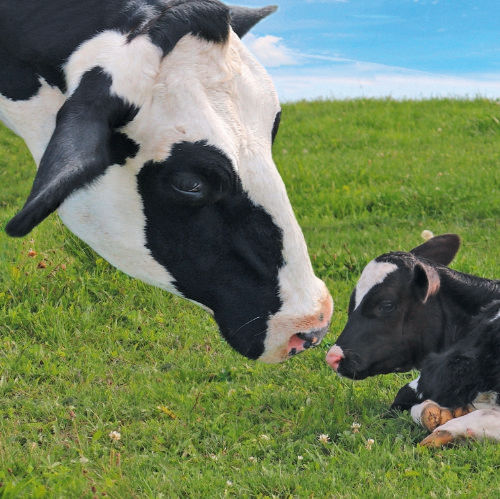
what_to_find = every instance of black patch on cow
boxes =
[128,0,230,54]
[6,68,139,237]
[271,111,281,144]
[137,141,284,359]
[0,47,42,101]
[0,0,175,98]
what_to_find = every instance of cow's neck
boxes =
[436,267,499,346]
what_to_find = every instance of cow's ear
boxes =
[413,262,440,303]
[229,4,277,38]
[6,68,137,237]
[410,234,460,266]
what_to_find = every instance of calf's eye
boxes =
[378,301,395,314]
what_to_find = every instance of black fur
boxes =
[390,383,421,412]
[132,0,230,53]
[417,301,500,409]
[271,111,281,144]
[137,141,284,359]
[6,68,138,237]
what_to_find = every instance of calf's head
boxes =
[5,1,332,363]
[326,234,460,378]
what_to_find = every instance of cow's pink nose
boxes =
[326,345,344,371]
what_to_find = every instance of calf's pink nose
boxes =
[326,345,344,371]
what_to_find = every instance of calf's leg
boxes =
[412,402,499,446]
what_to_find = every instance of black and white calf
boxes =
[325,234,500,445]
[0,0,333,363]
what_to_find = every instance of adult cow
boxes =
[0,1,333,363]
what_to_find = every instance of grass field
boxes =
[1,99,499,497]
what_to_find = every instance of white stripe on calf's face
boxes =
[355,260,398,310]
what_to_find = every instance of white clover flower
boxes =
[248,456,257,463]
[366,438,375,450]
[297,455,304,461]
[109,431,121,441]
[210,454,218,461]
[351,422,361,433]
[260,434,270,441]
[318,434,330,443]
[226,481,233,487]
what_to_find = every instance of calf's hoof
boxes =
[452,405,475,418]
[419,430,455,447]
[420,402,453,432]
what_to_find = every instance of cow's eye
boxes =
[170,172,205,197]
[378,300,395,314]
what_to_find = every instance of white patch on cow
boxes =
[65,31,162,107]
[430,408,500,442]
[58,161,177,294]
[0,79,65,164]
[354,260,398,309]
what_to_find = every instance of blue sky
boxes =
[232,0,500,100]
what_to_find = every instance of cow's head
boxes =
[5,1,332,363]
[326,234,460,378]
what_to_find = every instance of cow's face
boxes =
[326,235,461,378]
[6,4,332,362]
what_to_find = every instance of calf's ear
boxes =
[413,262,440,303]
[410,233,460,266]
[5,68,137,237]
[229,4,277,38]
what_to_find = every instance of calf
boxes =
[326,234,500,445]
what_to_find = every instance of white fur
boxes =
[408,376,420,391]
[435,408,500,441]
[58,162,177,293]
[65,31,162,107]
[354,260,398,309]
[0,79,65,165]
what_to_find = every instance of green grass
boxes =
[1,99,499,497]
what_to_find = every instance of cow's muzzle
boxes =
[287,327,329,357]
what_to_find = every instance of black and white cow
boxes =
[325,234,500,445]
[0,1,333,363]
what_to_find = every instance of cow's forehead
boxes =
[126,31,279,165]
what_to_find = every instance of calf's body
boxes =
[326,234,500,444]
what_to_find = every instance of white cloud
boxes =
[244,34,298,68]
[267,62,500,101]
